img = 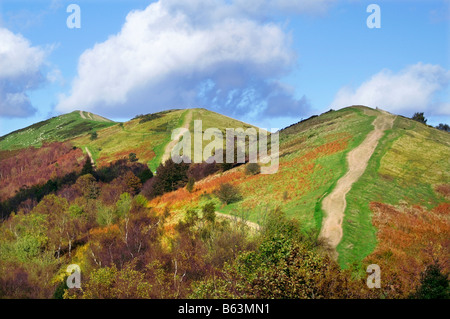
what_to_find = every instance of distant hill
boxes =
[69,108,260,171]
[0,110,116,150]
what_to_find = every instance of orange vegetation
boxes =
[364,202,450,297]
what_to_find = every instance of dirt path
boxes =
[84,147,95,168]
[319,111,395,259]
[215,212,261,231]
[161,110,193,164]
[80,110,86,119]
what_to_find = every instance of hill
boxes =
[0,105,448,299]
[0,110,116,151]
[69,108,260,171]
[148,106,449,276]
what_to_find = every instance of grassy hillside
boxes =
[0,111,116,150]
[1,105,448,273]
[70,108,261,171]
[338,114,450,268]
[149,107,377,230]
[147,106,449,273]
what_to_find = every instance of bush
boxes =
[215,183,242,205]
[436,123,450,132]
[202,202,216,223]
[412,263,449,299]
[128,153,138,162]
[142,159,189,199]
[412,112,427,124]
[137,168,153,184]
[90,131,98,140]
[245,163,260,175]
[75,174,100,199]
[186,177,195,193]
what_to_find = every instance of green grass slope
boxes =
[216,106,378,232]
[0,111,116,150]
[71,108,261,171]
[337,114,450,268]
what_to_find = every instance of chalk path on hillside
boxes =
[319,111,395,260]
[84,147,95,168]
[161,110,193,164]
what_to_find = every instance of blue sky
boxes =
[0,0,449,135]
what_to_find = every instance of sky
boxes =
[0,0,449,135]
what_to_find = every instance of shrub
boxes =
[412,112,427,124]
[186,177,195,193]
[75,174,100,199]
[137,168,153,184]
[412,263,449,299]
[245,163,260,175]
[202,202,216,223]
[90,131,98,140]
[80,156,94,175]
[436,123,450,132]
[215,183,242,205]
[124,171,142,195]
[142,159,189,199]
[128,153,138,162]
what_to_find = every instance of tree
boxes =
[137,168,153,184]
[75,174,100,199]
[436,123,450,132]
[215,183,242,205]
[186,177,195,193]
[412,263,449,299]
[128,153,138,162]
[245,163,260,175]
[81,156,94,175]
[124,171,142,195]
[90,131,98,140]
[412,112,427,124]
[142,159,189,199]
[202,202,216,223]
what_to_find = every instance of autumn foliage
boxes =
[364,202,450,298]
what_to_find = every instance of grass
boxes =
[72,109,187,168]
[0,111,116,150]
[337,116,450,269]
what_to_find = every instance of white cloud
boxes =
[56,0,314,119]
[0,27,47,117]
[331,63,450,116]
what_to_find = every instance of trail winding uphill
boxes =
[84,147,95,168]
[161,110,193,164]
[319,111,395,260]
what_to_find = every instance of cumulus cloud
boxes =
[0,27,46,118]
[56,0,314,120]
[331,63,450,116]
